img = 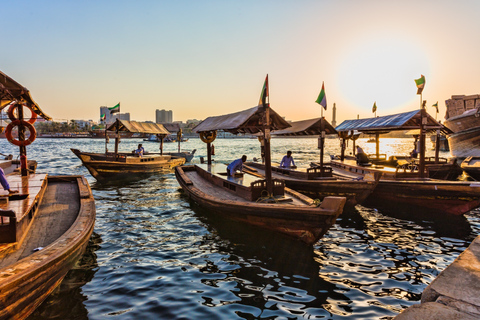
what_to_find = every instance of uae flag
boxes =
[315,82,327,110]
[109,103,120,114]
[432,102,439,113]
[100,113,106,121]
[372,102,377,113]
[258,74,269,106]
[415,75,425,94]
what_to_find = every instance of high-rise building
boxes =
[156,109,173,123]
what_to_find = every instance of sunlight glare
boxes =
[336,36,430,116]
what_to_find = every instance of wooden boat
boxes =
[71,119,186,181]
[176,163,345,244]
[176,81,347,244]
[461,156,480,180]
[266,117,381,208]
[0,69,96,319]
[329,157,480,216]
[71,148,185,181]
[332,109,480,215]
[443,95,480,158]
[243,161,380,209]
[0,174,96,320]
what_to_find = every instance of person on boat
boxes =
[410,148,418,158]
[135,144,145,157]
[227,155,247,176]
[280,151,296,169]
[355,145,369,165]
[0,167,18,194]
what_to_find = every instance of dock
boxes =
[394,235,480,319]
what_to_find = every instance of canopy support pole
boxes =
[435,129,440,163]
[16,104,28,176]
[207,142,212,165]
[419,102,426,178]
[264,105,273,196]
[114,119,120,161]
[375,133,380,159]
[319,117,325,175]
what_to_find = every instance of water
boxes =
[2,137,477,319]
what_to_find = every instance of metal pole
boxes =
[320,117,325,175]
[16,104,28,176]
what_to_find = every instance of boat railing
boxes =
[251,178,285,200]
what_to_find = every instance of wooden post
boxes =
[340,138,346,161]
[114,119,119,161]
[264,105,273,196]
[319,117,325,175]
[435,129,440,163]
[16,104,28,176]
[160,135,164,156]
[419,104,426,178]
[207,142,212,165]
[375,133,380,159]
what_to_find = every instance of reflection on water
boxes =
[6,137,476,320]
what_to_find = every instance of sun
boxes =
[336,35,430,117]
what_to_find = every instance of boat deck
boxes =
[0,173,48,253]
[187,164,303,205]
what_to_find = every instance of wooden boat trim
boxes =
[0,175,96,319]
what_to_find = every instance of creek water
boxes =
[2,137,477,320]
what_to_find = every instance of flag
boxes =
[432,102,438,113]
[414,75,425,94]
[100,113,106,121]
[372,102,377,113]
[258,75,269,106]
[315,82,327,110]
[109,102,120,114]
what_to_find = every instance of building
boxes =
[100,106,130,124]
[156,109,173,123]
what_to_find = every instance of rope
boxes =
[256,189,278,203]
[313,199,322,207]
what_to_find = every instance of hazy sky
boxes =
[2,0,480,124]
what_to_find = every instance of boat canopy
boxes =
[335,109,452,135]
[193,105,291,134]
[272,117,337,136]
[161,122,180,133]
[107,119,170,135]
[0,70,52,120]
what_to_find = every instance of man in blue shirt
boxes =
[280,151,296,169]
[227,155,247,176]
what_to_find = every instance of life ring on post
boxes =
[8,104,38,124]
[5,120,37,146]
[199,130,217,143]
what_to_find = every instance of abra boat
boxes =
[0,69,96,319]
[332,109,480,215]
[72,119,186,181]
[245,117,381,209]
[176,79,346,244]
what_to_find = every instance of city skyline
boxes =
[2,1,480,125]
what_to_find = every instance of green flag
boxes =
[100,113,106,121]
[414,75,425,94]
[258,75,269,106]
[372,102,377,113]
[432,102,438,113]
[315,82,327,110]
[109,102,120,114]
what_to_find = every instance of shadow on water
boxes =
[360,201,473,240]
[27,233,102,320]
[188,201,350,318]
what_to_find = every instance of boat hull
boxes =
[71,148,185,181]
[331,159,480,215]
[0,175,96,320]
[447,126,480,159]
[461,156,480,181]
[175,165,346,245]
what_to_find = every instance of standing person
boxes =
[227,155,247,176]
[280,151,296,169]
[0,167,18,194]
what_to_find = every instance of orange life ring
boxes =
[5,120,37,146]
[199,131,216,143]
[8,104,37,124]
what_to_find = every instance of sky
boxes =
[2,0,480,124]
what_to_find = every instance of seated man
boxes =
[280,151,296,169]
[135,144,145,157]
[355,146,370,165]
